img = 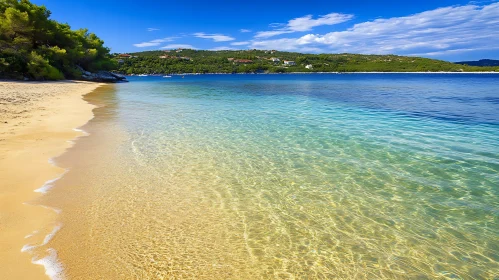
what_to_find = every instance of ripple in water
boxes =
[41,74,499,279]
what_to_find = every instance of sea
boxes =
[39,73,498,279]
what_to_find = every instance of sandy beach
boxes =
[0,81,104,279]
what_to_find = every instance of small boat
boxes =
[138,74,148,77]
[163,75,172,78]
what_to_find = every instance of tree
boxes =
[0,0,114,80]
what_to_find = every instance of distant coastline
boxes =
[128,71,499,76]
[116,50,499,75]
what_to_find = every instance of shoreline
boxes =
[128,71,499,76]
[0,81,105,279]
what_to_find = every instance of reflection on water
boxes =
[40,75,498,279]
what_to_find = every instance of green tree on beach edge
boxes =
[0,0,115,80]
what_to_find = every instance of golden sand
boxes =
[35,87,258,279]
[0,81,104,279]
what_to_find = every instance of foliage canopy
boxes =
[0,0,115,80]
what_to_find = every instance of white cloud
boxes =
[147,28,160,32]
[410,46,499,57]
[161,44,196,49]
[251,38,314,52]
[287,13,354,32]
[134,42,160,48]
[133,37,178,48]
[254,30,294,38]
[255,13,353,38]
[230,41,250,46]
[240,29,252,33]
[250,2,499,56]
[193,32,235,42]
[269,23,285,28]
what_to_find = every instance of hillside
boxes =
[115,49,499,74]
[455,59,499,67]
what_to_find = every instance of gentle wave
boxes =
[24,126,92,279]
[21,224,61,253]
[33,248,64,280]
[34,169,68,194]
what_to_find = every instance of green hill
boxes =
[115,49,499,74]
[455,59,499,67]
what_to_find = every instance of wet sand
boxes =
[37,84,259,279]
[0,81,104,279]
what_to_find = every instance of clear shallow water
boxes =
[45,74,498,279]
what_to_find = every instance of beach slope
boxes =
[0,81,104,279]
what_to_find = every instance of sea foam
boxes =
[23,124,87,279]
[34,170,68,193]
[33,248,64,280]
[73,127,89,136]
[21,224,61,252]
[25,230,39,239]
[22,225,64,279]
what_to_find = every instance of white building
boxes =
[283,60,296,66]
[271,57,280,63]
[305,64,313,69]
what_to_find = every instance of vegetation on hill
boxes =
[455,59,499,67]
[0,0,115,80]
[116,49,499,74]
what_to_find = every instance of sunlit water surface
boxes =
[43,74,498,279]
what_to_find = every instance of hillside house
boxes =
[271,57,280,63]
[234,59,253,64]
[283,60,296,66]
[305,64,313,69]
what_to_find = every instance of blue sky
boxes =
[32,0,499,61]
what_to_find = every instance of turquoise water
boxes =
[52,74,499,279]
